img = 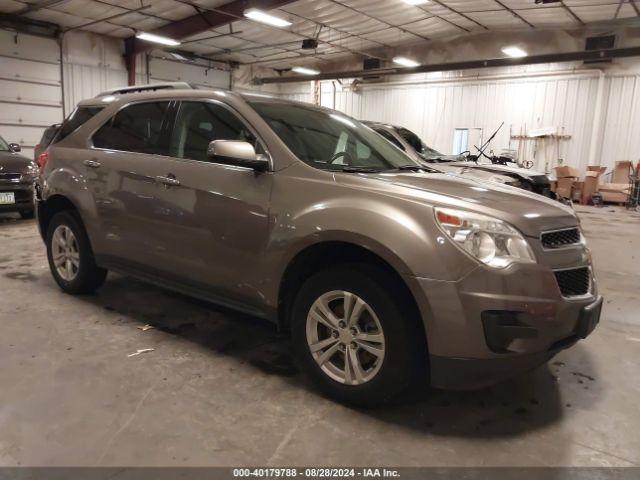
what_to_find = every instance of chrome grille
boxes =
[541,228,581,249]
[554,267,591,297]
[0,173,21,182]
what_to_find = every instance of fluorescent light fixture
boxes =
[292,66,320,75]
[136,32,180,46]
[502,46,527,58]
[393,56,420,68]
[244,9,292,27]
[404,0,430,5]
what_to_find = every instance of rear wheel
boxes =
[46,211,107,294]
[291,265,426,406]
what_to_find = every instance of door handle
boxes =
[155,175,180,187]
[83,159,101,168]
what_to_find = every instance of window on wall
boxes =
[453,128,484,155]
[92,101,171,155]
[452,129,469,155]
[170,101,259,162]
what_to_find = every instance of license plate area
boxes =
[0,192,15,204]
[576,296,603,339]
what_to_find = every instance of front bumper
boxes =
[0,182,35,213]
[411,260,601,390]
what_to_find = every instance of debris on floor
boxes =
[137,324,155,332]
[127,348,155,357]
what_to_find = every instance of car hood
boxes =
[338,171,576,237]
[446,162,548,180]
[0,150,35,173]
[426,163,515,183]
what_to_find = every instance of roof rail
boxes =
[96,82,194,97]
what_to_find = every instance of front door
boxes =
[151,100,273,308]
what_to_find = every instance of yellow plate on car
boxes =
[0,192,15,204]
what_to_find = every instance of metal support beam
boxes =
[492,0,535,28]
[123,0,297,85]
[257,47,640,84]
[630,0,640,16]
[15,0,68,15]
[129,0,298,55]
[560,1,585,25]
[0,13,60,38]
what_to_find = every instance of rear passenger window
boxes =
[92,102,171,155]
[57,106,104,142]
[170,101,259,162]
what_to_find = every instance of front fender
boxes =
[273,196,477,283]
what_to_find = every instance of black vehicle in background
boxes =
[34,124,61,161]
[0,135,38,219]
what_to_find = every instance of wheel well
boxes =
[38,195,79,238]
[278,242,424,336]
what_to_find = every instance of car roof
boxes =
[76,85,333,113]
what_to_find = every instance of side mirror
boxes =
[207,140,269,172]
[9,143,21,153]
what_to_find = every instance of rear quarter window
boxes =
[56,107,104,142]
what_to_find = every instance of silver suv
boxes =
[37,86,602,405]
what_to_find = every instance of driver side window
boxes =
[170,101,260,162]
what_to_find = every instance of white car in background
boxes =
[365,122,556,199]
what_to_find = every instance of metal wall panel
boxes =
[599,75,640,169]
[279,71,635,174]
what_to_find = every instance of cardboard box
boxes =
[582,169,605,205]
[554,165,580,179]
[612,161,633,183]
[572,181,584,202]
[600,183,631,204]
[556,177,575,199]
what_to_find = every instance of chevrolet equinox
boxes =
[37,85,602,406]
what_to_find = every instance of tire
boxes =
[46,211,107,294]
[19,209,35,219]
[290,264,426,407]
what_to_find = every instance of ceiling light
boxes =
[136,32,180,46]
[244,8,292,27]
[292,66,320,75]
[404,0,430,5]
[502,46,528,58]
[393,56,420,68]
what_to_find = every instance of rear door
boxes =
[87,100,176,267]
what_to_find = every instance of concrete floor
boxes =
[0,205,639,467]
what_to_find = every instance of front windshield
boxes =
[249,101,421,171]
[0,135,9,151]
[396,128,447,160]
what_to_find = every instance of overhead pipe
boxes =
[256,47,640,84]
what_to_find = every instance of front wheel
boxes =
[291,265,426,406]
[46,211,107,294]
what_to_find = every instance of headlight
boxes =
[435,207,535,268]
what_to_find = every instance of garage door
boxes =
[0,29,63,161]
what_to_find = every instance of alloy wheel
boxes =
[306,290,385,385]
[51,225,80,281]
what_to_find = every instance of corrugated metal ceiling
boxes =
[1,0,638,68]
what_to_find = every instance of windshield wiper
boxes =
[332,166,383,173]
[396,164,439,173]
